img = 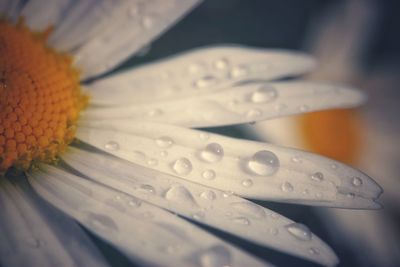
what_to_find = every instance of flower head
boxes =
[0,1,382,267]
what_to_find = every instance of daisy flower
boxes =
[0,1,383,267]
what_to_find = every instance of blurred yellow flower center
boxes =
[0,20,87,173]
[299,109,362,165]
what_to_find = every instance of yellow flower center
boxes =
[0,20,87,174]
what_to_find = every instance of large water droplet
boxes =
[230,202,266,219]
[281,182,294,192]
[247,150,280,176]
[199,245,232,267]
[351,177,363,187]
[172,158,193,175]
[194,75,218,88]
[155,136,174,148]
[165,185,197,206]
[202,169,216,180]
[104,141,120,151]
[310,172,324,182]
[200,143,224,163]
[251,84,278,103]
[286,223,312,241]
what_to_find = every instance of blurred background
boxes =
[105,0,400,266]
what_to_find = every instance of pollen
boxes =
[0,20,88,174]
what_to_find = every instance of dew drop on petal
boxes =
[172,158,193,175]
[200,143,224,163]
[165,185,197,206]
[155,136,174,148]
[309,247,320,255]
[269,228,279,236]
[230,202,266,219]
[230,65,249,78]
[241,179,253,187]
[194,75,218,88]
[251,84,278,103]
[351,177,363,187]
[199,132,210,141]
[247,150,280,176]
[281,182,294,192]
[299,104,310,112]
[213,58,230,70]
[139,184,156,194]
[192,211,205,221]
[310,172,324,182]
[199,245,232,267]
[147,158,158,166]
[104,141,120,151]
[246,108,262,118]
[232,216,250,225]
[202,169,216,180]
[200,190,216,201]
[291,156,303,163]
[286,223,312,241]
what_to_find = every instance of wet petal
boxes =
[88,46,316,105]
[28,165,271,267]
[48,0,201,79]
[77,121,382,209]
[62,147,339,267]
[0,177,109,267]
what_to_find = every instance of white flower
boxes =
[0,1,382,267]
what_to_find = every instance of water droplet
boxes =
[194,75,218,88]
[199,132,210,141]
[202,169,216,180]
[165,185,197,206]
[281,182,294,192]
[147,158,158,166]
[200,143,224,162]
[160,151,168,157]
[192,211,205,220]
[128,198,142,208]
[346,193,355,198]
[286,223,312,241]
[251,84,278,103]
[309,247,320,255]
[86,212,119,234]
[188,63,205,74]
[155,136,174,148]
[104,141,120,151]
[241,179,253,187]
[230,65,249,78]
[232,216,250,225]
[310,172,324,182]
[222,191,234,198]
[199,245,232,267]
[147,109,163,117]
[141,16,153,28]
[330,163,338,169]
[269,228,279,236]
[230,202,266,219]
[291,156,302,163]
[213,58,230,70]
[246,108,262,118]
[139,184,156,194]
[172,158,193,175]
[299,104,310,112]
[200,190,216,201]
[247,150,280,176]
[351,177,363,187]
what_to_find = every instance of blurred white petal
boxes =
[28,165,271,267]
[0,177,109,267]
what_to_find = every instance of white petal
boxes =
[88,46,316,106]
[62,147,339,267]
[52,0,201,79]
[20,0,71,31]
[28,165,271,267]
[0,177,109,267]
[77,121,382,209]
[84,81,366,127]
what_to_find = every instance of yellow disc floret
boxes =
[0,20,87,173]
